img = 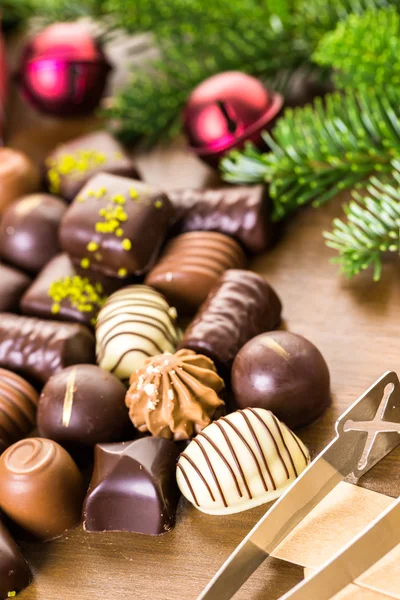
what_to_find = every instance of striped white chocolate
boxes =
[95,285,181,381]
[176,407,310,515]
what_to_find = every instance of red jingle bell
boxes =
[183,71,283,167]
[17,22,112,118]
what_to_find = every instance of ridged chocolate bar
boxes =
[180,270,282,374]
[0,314,95,385]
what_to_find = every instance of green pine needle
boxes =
[313,8,400,88]
[324,163,400,279]
[221,88,400,220]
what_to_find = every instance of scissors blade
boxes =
[280,496,400,600]
[197,371,400,600]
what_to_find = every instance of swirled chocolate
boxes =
[83,437,180,535]
[0,438,84,540]
[145,231,246,313]
[0,194,67,273]
[59,173,174,278]
[180,270,282,374]
[168,185,273,254]
[0,264,31,312]
[126,349,225,440]
[177,408,309,515]
[0,148,40,213]
[0,519,31,599]
[96,285,181,382]
[0,314,95,385]
[44,130,139,202]
[0,369,39,454]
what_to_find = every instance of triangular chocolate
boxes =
[0,518,31,599]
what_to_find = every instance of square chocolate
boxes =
[59,174,175,278]
[44,131,139,202]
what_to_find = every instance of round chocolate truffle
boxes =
[231,331,331,429]
[0,193,67,273]
[37,364,134,450]
[0,438,84,540]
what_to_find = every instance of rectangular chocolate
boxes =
[0,313,95,385]
[59,174,175,278]
[0,264,31,312]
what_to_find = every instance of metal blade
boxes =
[280,496,400,600]
[197,371,400,600]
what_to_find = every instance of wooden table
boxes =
[4,33,400,600]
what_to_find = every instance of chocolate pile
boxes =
[0,129,331,597]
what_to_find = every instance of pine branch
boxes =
[313,8,400,87]
[324,162,400,279]
[221,88,400,220]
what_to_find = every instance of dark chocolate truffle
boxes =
[0,194,67,273]
[180,270,282,375]
[0,518,31,599]
[169,185,274,254]
[59,173,175,278]
[83,437,180,535]
[0,149,40,213]
[0,264,31,312]
[37,364,134,450]
[0,438,84,540]
[0,369,39,454]
[231,331,331,429]
[20,253,120,327]
[145,231,246,313]
[45,130,139,202]
[0,313,95,385]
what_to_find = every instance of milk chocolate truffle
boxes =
[0,369,39,454]
[169,185,273,254]
[177,408,309,515]
[45,130,139,202]
[231,331,331,429]
[59,173,174,278]
[0,519,31,599]
[145,232,246,313]
[0,314,95,385]
[0,438,84,540]
[96,285,181,382]
[180,270,282,374]
[0,148,40,213]
[0,264,30,312]
[0,194,67,273]
[21,253,119,327]
[126,349,225,440]
[83,437,180,535]
[38,365,134,451]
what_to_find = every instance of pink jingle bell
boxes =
[17,22,112,118]
[183,71,283,167]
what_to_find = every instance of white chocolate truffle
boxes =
[96,285,181,381]
[176,408,310,515]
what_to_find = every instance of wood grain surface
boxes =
[4,30,400,600]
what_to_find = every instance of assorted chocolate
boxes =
[59,173,174,278]
[0,369,38,454]
[0,263,30,312]
[126,349,225,440]
[0,148,40,213]
[0,518,31,599]
[83,437,180,535]
[37,365,134,451]
[169,185,274,254]
[0,314,95,385]
[0,438,84,540]
[0,194,67,273]
[232,331,331,429]
[96,285,181,381]
[21,253,115,327]
[145,231,246,313]
[45,131,139,202]
[177,407,310,515]
[181,269,282,373]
